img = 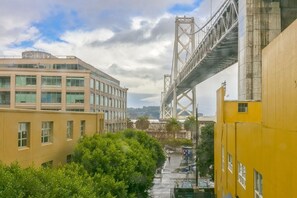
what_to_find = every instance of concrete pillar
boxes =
[238,0,281,100]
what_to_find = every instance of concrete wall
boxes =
[0,109,104,167]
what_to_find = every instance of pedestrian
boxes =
[168,155,171,163]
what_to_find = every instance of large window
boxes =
[18,122,30,148]
[67,121,73,139]
[41,76,61,87]
[238,162,246,189]
[41,92,61,103]
[0,91,10,105]
[238,103,248,112]
[66,92,84,104]
[254,170,263,198]
[0,76,10,88]
[15,92,36,103]
[66,77,84,87]
[16,75,36,86]
[41,121,53,143]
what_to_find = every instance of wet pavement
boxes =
[149,153,194,198]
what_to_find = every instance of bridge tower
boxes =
[172,16,196,119]
[160,75,172,119]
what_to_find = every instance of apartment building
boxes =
[215,19,297,197]
[0,51,128,132]
[0,108,104,167]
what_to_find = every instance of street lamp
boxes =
[195,104,199,187]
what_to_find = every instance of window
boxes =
[238,103,248,112]
[0,76,10,88]
[41,121,53,143]
[90,93,94,105]
[15,92,36,103]
[95,81,99,90]
[66,154,72,163]
[67,121,73,139]
[41,160,53,168]
[100,82,105,92]
[18,122,30,148]
[66,77,84,87]
[228,153,233,173]
[41,76,61,87]
[96,95,99,105]
[90,79,94,89]
[254,170,263,198]
[66,92,84,104]
[0,91,10,105]
[222,146,225,172]
[80,120,85,137]
[41,92,61,103]
[238,162,246,188]
[16,75,36,86]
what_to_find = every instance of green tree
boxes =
[127,118,134,129]
[165,118,181,138]
[197,123,214,180]
[73,130,164,197]
[135,116,150,130]
[184,116,197,139]
[0,162,97,198]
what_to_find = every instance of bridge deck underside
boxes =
[167,26,239,103]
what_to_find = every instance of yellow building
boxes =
[0,51,127,132]
[215,19,297,197]
[0,108,104,168]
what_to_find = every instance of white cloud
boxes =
[0,0,239,115]
[61,29,114,46]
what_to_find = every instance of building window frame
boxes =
[0,76,10,88]
[41,121,53,144]
[41,76,61,87]
[18,122,30,148]
[254,170,263,198]
[238,161,246,189]
[67,121,73,139]
[238,103,248,112]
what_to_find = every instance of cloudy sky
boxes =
[0,0,238,115]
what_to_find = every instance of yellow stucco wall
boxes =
[215,19,297,197]
[0,109,104,167]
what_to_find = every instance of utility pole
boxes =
[195,104,199,187]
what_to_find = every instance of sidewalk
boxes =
[149,153,193,198]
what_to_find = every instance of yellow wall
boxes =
[215,19,297,198]
[0,109,104,167]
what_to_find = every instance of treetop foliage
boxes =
[0,129,165,198]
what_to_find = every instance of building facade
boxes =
[0,51,128,132]
[215,19,297,197]
[0,108,104,167]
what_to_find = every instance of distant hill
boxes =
[127,106,160,119]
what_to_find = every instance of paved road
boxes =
[149,153,193,198]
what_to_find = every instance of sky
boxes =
[0,0,238,116]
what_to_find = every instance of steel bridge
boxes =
[161,0,238,119]
[160,0,297,119]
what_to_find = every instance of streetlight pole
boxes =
[195,104,199,187]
